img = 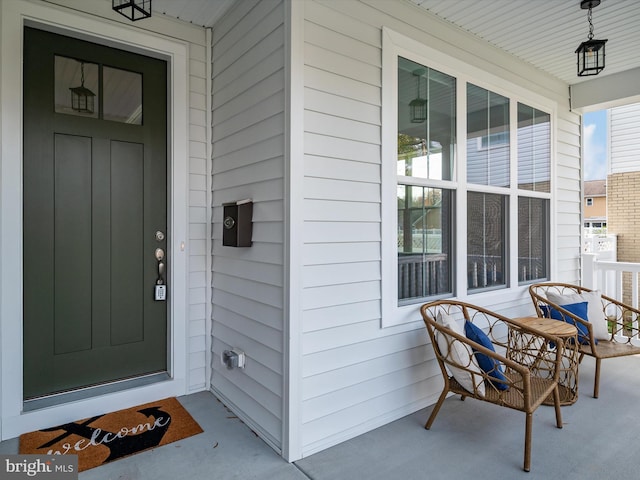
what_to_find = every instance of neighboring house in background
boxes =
[608,103,640,263]
[583,179,607,233]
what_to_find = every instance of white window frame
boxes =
[381,28,556,328]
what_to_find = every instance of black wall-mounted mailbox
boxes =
[223,199,253,247]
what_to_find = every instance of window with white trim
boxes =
[517,104,551,282]
[382,29,552,326]
[397,57,455,304]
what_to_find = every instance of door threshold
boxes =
[23,372,171,412]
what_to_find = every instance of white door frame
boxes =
[0,0,190,440]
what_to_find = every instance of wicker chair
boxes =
[529,282,640,398]
[421,300,564,472]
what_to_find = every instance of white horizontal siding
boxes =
[299,0,581,458]
[302,353,437,423]
[304,223,380,246]
[610,103,640,174]
[304,132,380,162]
[303,262,381,288]
[304,110,380,144]
[303,242,380,265]
[213,136,284,175]
[210,0,285,450]
[304,199,380,222]
[304,300,381,332]
[305,88,381,125]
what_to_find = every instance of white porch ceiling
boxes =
[153,0,639,86]
[411,0,640,85]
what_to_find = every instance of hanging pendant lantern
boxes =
[575,0,608,77]
[112,0,152,22]
[69,62,96,114]
[409,69,427,123]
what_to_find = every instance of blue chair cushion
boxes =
[464,321,509,390]
[540,301,595,345]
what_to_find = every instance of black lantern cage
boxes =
[112,0,152,22]
[69,61,96,114]
[576,0,607,77]
[576,38,607,77]
[409,70,427,124]
[70,85,96,113]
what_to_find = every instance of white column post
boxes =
[582,253,598,289]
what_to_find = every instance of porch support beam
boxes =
[570,67,640,113]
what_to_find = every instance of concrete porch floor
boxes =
[2,354,639,479]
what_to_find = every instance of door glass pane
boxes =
[518,103,551,192]
[397,57,456,181]
[467,84,510,187]
[55,56,99,119]
[103,66,142,125]
[397,185,453,302]
[518,196,549,282]
[467,192,507,291]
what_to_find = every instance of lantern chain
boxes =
[587,7,594,40]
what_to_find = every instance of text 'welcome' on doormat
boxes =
[19,397,203,472]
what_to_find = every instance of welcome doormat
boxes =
[19,397,203,472]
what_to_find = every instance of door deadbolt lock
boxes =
[155,230,165,242]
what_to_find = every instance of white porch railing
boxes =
[583,253,640,310]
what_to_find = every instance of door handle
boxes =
[154,249,167,301]
[157,261,165,282]
[155,249,165,284]
[155,248,165,285]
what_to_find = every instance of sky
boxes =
[583,110,608,181]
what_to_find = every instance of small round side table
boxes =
[509,316,579,406]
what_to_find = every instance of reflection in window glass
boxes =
[467,192,507,291]
[397,185,453,302]
[397,57,456,181]
[467,84,510,187]
[103,66,142,125]
[518,103,550,192]
[54,56,99,119]
[518,197,549,282]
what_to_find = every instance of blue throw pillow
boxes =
[540,301,595,345]
[464,321,509,391]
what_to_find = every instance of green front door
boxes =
[23,27,168,399]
